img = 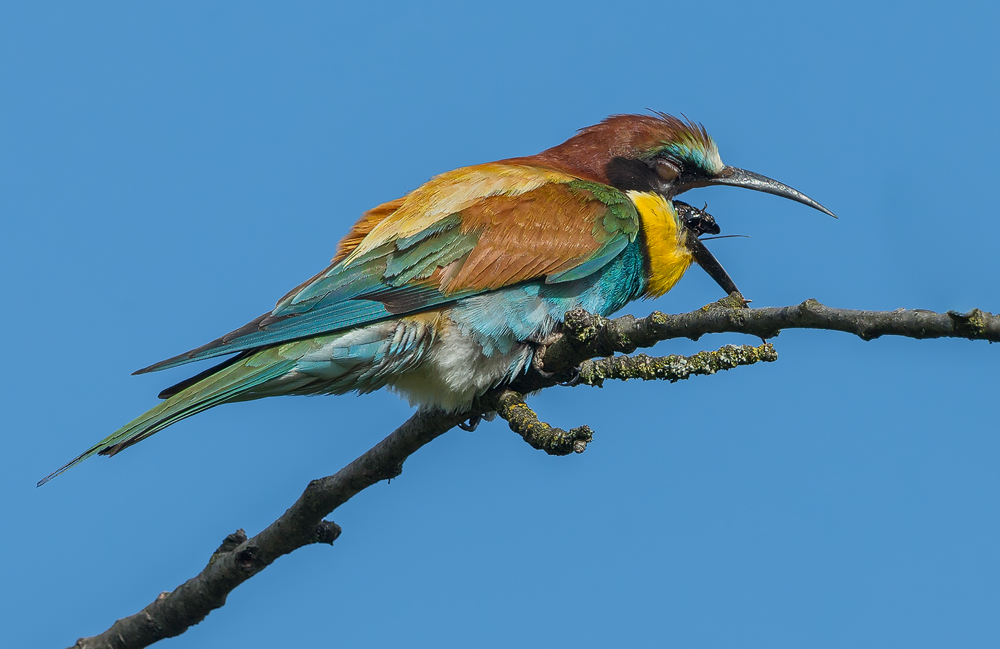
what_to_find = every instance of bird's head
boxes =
[536,112,834,217]
[530,113,835,298]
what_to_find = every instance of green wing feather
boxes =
[136,174,640,374]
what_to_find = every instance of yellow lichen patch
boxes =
[627,191,693,298]
[341,164,577,266]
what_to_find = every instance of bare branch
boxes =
[70,299,997,648]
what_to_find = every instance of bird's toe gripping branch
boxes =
[494,390,593,455]
[527,331,584,386]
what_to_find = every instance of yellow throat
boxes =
[627,191,694,298]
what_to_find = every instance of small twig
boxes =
[494,390,593,454]
[579,343,777,387]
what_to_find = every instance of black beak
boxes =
[702,166,836,218]
[687,235,741,296]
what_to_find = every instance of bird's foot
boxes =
[558,365,583,387]
[457,415,482,432]
[527,333,582,384]
[532,358,582,385]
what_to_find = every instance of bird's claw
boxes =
[533,364,582,386]
[457,415,481,432]
[530,346,582,385]
[558,365,583,387]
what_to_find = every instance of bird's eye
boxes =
[655,159,681,182]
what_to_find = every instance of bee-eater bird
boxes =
[39,113,834,485]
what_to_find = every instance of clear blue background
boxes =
[3,2,998,646]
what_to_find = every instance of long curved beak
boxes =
[705,166,836,218]
[687,235,740,296]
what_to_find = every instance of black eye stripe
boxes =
[605,156,661,193]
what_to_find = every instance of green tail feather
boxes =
[38,351,297,486]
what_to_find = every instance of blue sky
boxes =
[2,2,998,647]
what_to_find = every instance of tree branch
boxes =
[537,297,998,377]
[578,342,777,387]
[71,408,468,649]
[70,299,998,649]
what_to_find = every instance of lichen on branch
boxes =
[578,343,777,387]
[494,390,593,454]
